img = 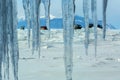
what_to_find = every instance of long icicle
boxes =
[83,0,89,56]
[0,1,9,79]
[0,0,19,80]
[42,0,51,39]
[0,1,2,78]
[3,1,9,80]
[91,0,97,57]
[73,0,76,35]
[103,0,108,40]
[9,0,19,80]
[62,0,75,80]
[1,0,10,80]
[0,1,2,77]
[30,0,41,58]
[23,0,31,47]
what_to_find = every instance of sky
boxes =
[17,0,120,28]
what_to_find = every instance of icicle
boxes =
[23,0,31,47]
[62,0,75,80]
[30,0,41,58]
[0,48,2,80]
[103,0,108,40]
[73,0,76,35]
[42,0,50,38]
[83,0,89,56]
[0,58,2,80]
[8,0,19,80]
[0,1,6,79]
[91,0,97,57]
[0,1,10,80]
[0,0,19,80]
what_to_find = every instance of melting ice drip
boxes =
[0,0,19,80]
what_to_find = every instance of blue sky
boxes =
[17,0,120,28]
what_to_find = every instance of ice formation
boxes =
[22,0,31,47]
[0,0,109,80]
[23,0,52,57]
[23,0,41,57]
[83,0,89,56]
[30,0,41,57]
[62,0,75,80]
[91,0,97,57]
[41,0,51,38]
[0,0,19,80]
[103,0,108,40]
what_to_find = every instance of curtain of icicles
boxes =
[0,0,109,80]
[23,0,51,57]
[62,0,75,80]
[23,0,41,58]
[0,0,19,80]
[83,0,108,56]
